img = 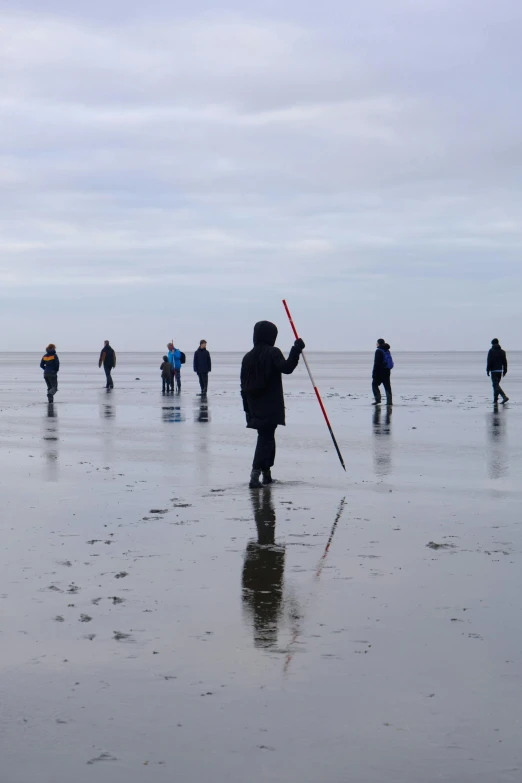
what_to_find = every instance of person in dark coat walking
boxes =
[372,338,393,406]
[99,341,116,389]
[241,320,305,488]
[40,344,60,402]
[487,338,509,404]
[193,340,211,394]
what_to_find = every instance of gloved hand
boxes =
[294,338,305,352]
[487,372,490,376]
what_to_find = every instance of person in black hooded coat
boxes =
[487,338,509,404]
[241,320,304,487]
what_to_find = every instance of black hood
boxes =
[46,349,56,355]
[253,321,278,347]
[491,343,502,350]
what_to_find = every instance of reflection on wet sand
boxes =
[102,402,115,419]
[283,496,346,674]
[162,405,184,423]
[487,407,507,479]
[372,406,392,476]
[99,397,115,461]
[195,394,209,423]
[43,403,59,481]
[242,488,285,649]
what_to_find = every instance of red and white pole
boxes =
[282,299,346,472]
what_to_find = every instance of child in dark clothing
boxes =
[160,356,173,393]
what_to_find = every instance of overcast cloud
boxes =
[1,0,521,350]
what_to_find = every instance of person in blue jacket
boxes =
[193,340,211,394]
[40,343,60,402]
[168,342,182,391]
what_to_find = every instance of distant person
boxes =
[168,342,182,391]
[193,340,211,394]
[372,338,393,406]
[160,355,173,394]
[40,343,60,402]
[241,320,304,488]
[98,340,116,389]
[487,338,509,404]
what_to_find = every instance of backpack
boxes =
[179,351,186,365]
[383,350,394,370]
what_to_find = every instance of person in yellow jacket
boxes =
[40,344,60,402]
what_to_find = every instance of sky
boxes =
[1,0,521,351]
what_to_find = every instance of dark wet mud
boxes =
[1,352,521,782]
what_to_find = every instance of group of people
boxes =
[160,340,212,395]
[39,339,212,402]
[39,330,511,487]
[240,327,511,487]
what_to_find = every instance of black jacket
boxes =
[99,344,116,368]
[241,321,301,429]
[193,347,211,374]
[40,349,60,373]
[487,345,507,374]
[372,348,390,379]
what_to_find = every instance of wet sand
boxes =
[1,352,521,782]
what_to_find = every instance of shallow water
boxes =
[1,352,521,782]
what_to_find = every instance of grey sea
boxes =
[1,352,521,783]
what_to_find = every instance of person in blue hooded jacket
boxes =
[40,343,60,402]
[168,342,182,391]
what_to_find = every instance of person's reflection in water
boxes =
[372,406,392,476]
[195,394,209,423]
[162,406,184,423]
[487,407,507,479]
[99,398,115,462]
[242,488,285,649]
[43,403,59,482]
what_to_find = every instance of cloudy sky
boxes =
[1,0,520,350]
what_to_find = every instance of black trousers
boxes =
[44,372,58,398]
[162,377,172,393]
[491,371,507,402]
[198,372,208,393]
[372,373,392,404]
[173,368,181,390]
[104,365,114,388]
[253,426,277,471]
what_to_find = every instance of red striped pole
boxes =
[282,300,346,471]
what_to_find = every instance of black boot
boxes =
[262,470,273,485]
[249,469,262,489]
